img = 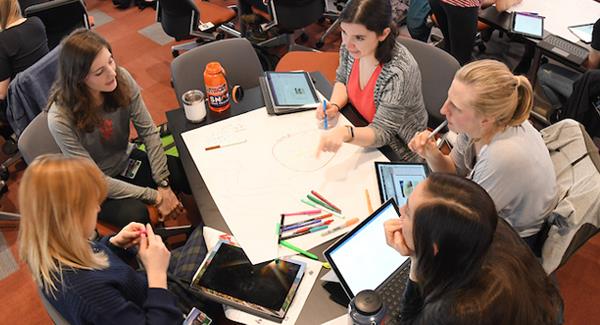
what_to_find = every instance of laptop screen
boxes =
[375,162,429,206]
[325,199,409,297]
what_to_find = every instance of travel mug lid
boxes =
[354,290,382,316]
[182,90,203,105]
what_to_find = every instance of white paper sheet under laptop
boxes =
[324,199,409,297]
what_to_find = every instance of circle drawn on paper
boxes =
[272,129,336,172]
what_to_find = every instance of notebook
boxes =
[324,199,411,321]
[375,162,429,206]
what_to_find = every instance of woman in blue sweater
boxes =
[18,155,213,324]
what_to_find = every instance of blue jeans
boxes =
[407,0,431,42]
[537,63,582,111]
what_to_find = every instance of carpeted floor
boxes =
[0,1,598,324]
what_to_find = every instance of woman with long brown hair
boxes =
[47,29,190,228]
[384,173,563,324]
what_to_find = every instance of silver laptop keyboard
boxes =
[543,34,589,60]
[378,262,411,323]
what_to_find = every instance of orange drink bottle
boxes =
[204,61,231,112]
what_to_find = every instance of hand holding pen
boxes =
[408,120,447,160]
[316,99,341,121]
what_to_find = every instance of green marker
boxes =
[307,194,338,212]
[301,198,345,219]
[280,240,319,260]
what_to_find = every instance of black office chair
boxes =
[156,0,238,57]
[256,0,325,51]
[24,0,90,50]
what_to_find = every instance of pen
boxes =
[320,217,359,236]
[282,209,321,217]
[281,213,333,231]
[310,190,342,213]
[323,100,328,130]
[281,218,322,232]
[293,219,334,234]
[427,120,448,141]
[307,194,339,213]
[205,139,247,151]
[365,189,373,214]
[280,240,319,260]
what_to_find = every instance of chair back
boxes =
[25,0,89,50]
[18,112,62,164]
[37,287,71,325]
[272,0,325,31]
[171,38,264,107]
[398,37,459,128]
[157,0,196,40]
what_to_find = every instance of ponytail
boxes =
[508,75,533,126]
[455,60,532,128]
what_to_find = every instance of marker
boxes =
[323,100,328,130]
[301,198,345,218]
[281,219,322,232]
[310,190,342,213]
[205,139,247,151]
[320,217,359,236]
[282,209,321,217]
[365,189,373,214]
[293,219,334,234]
[281,225,329,241]
[281,213,333,231]
[277,214,284,243]
[307,194,339,213]
[280,240,319,260]
[427,120,448,141]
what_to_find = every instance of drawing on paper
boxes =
[272,129,336,172]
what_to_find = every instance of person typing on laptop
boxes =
[383,173,563,324]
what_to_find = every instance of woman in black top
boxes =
[384,173,563,324]
[0,0,48,143]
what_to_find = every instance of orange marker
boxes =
[320,217,359,236]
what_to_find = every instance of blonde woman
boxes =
[408,59,556,256]
[18,155,214,324]
[0,0,48,147]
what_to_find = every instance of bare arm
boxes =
[586,48,600,69]
[0,78,9,101]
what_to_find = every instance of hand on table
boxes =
[316,126,349,158]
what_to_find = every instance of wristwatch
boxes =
[158,178,169,188]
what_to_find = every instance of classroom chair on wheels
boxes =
[157,0,238,57]
[25,0,91,50]
[398,37,459,128]
[170,38,264,108]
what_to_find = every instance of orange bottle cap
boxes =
[205,62,224,74]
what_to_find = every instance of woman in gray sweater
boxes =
[316,0,427,162]
[47,30,189,228]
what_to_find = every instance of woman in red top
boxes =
[316,0,427,162]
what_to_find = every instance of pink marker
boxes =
[282,209,322,217]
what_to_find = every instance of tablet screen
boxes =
[513,13,543,38]
[569,24,594,43]
[193,241,304,314]
[375,162,428,206]
[266,72,319,107]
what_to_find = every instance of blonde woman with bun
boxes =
[408,59,556,256]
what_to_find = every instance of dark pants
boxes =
[238,0,268,15]
[98,149,191,228]
[428,0,478,65]
[522,221,551,257]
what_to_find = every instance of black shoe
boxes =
[2,138,17,156]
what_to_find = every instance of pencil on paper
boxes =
[205,139,247,151]
[310,190,342,213]
[365,189,373,214]
[427,120,448,141]
[320,217,359,236]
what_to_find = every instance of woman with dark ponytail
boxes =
[316,0,427,162]
[409,60,557,256]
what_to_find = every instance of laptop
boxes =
[538,34,589,66]
[324,199,411,322]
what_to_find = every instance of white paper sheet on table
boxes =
[201,226,322,325]
[321,314,350,325]
[507,0,600,43]
[183,107,387,264]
